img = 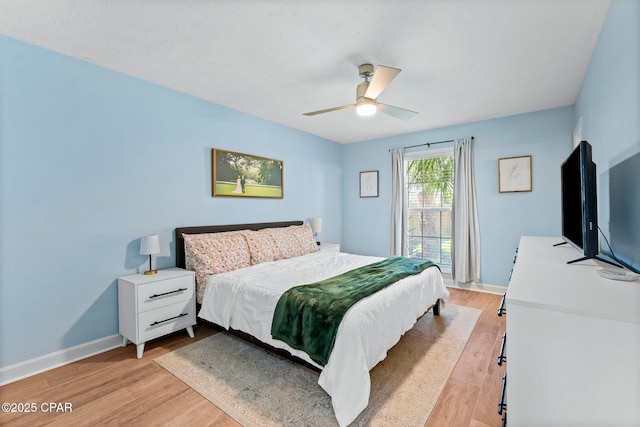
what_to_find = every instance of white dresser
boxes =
[505,236,640,426]
[118,268,196,358]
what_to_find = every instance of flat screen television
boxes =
[558,140,619,266]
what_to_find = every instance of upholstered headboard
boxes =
[174,220,304,269]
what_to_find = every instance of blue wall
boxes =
[0,36,342,368]
[2,0,637,370]
[575,0,640,272]
[342,107,574,287]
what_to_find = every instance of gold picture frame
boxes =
[212,149,283,198]
[498,155,532,193]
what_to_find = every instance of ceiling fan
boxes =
[303,64,417,120]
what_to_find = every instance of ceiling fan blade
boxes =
[378,103,418,121]
[303,104,355,116]
[364,65,401,99]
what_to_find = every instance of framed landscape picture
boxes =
[212,149,284,198]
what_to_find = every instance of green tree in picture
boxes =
[215,155,234,181]
[258,160,282,186]
[216,152,257,181]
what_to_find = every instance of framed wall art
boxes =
[498,155,532,193]
[359,170,379,198]
[212,149,283,198]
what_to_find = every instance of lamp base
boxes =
[144,270,158,275]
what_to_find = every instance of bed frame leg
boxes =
[433,298,441,316]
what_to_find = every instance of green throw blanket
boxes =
[271,256,439,366]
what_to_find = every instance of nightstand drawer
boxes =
[137,274,194,311]
[138,298,195,342]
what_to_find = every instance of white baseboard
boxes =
[444,278,507,295]
[0,334,123,386]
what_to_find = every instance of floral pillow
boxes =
[290,223,320,255]
[263,224,321,259]
[267,226,305,259]
[241,229,282,265]
[183,231,251,302]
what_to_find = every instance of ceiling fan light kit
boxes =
[304,64,417,121]
[356,100,377,116]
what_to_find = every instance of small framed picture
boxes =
[360,170,379,198]
[498,155,532,193]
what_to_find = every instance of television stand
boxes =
[567,254,622,268]
[552,241,623,268]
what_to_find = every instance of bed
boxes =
[175,221,449,426]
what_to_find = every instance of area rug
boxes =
[155,304,481,426]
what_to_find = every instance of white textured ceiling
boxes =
[0,0,611,144]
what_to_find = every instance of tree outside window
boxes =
[406,154,454,271]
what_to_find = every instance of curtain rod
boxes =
[403,136,474,150]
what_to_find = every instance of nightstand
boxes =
[118,268,196,358]
[319,242,340,252]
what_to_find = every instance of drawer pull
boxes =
[149,288,187,299]
[497,293,507,316]
[150,312,188,327]
[497,332,507,365]
[498,372,507,415]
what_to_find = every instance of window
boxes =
[405,148,454,272]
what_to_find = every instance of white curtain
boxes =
[452,137,481,283]
[389,148,408,256]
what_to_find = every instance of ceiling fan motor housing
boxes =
[358,63,375,79]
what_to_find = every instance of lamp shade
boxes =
[140,234,160,255]
[311,217,323,234]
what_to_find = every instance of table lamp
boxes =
[140,234,160,275]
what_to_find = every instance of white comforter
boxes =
[198,250,449,426]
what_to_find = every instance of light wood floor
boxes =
[0,288,505,426]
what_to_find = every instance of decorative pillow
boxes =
[267,226,305,259]
[240,229,282,265]
[184,231,251,273]
[183,232,251,302]
[290,223,320,255]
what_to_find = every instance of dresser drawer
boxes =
[138,298,195,342]
[137,274,194,312]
